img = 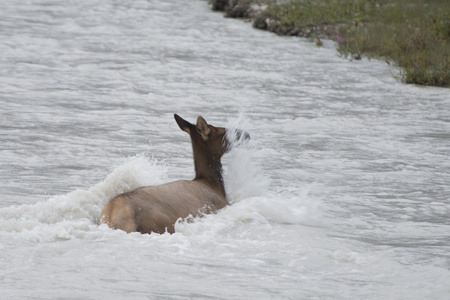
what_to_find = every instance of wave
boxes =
[0,156,167,241]
[0,126,321,242]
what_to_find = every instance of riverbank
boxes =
[210,0,450,87]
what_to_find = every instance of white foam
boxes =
[0,126,322,243]
[0,156,168,241]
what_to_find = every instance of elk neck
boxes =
[192,146,226,196]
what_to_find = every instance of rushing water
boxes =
[1,0,449,299]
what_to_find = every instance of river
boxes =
[1,0,449,299]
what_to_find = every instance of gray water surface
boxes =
[1,0,449,299]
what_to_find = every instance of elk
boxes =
[98,114,249,234]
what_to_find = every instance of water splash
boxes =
[224,113,270,202]
[0,156,168,241]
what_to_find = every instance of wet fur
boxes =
[99,180,226,234]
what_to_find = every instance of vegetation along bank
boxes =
[209,0,450,87]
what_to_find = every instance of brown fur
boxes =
[98,114,248,234]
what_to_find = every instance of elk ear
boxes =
[196,116,211,139]
[174,114,192,134]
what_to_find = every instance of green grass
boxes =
[255,0,450,87]
[258,0,363,27]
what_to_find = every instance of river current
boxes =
[1,0,449,299]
